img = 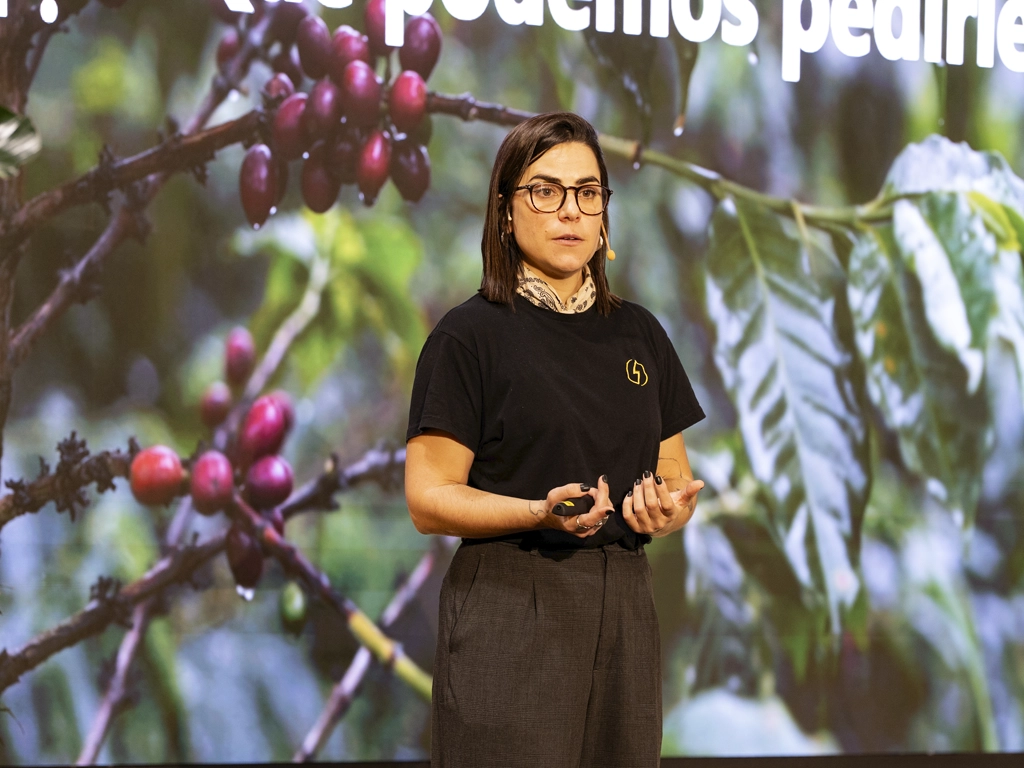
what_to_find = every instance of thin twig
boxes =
[76,498,195,766]
[280,446,406,520]
[232,495,433,701]
[294,541,442,762]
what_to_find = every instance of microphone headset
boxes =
[602,222,616,261]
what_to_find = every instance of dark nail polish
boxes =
[627,490,633,497]
[643,470,652,479]
[655,475,663,485]
[601,475,608,484]
[634,478,641,486]
[580,484,591,492]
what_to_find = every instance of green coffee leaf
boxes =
[0,106,41,180]
[706,197,870,632]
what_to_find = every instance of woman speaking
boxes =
[405,112,705,767]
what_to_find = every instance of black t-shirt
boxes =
[406,293,705,549]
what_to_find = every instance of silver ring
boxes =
[575,515,592,532]
[595,517,607,528]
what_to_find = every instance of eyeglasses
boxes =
[514,183,613,215]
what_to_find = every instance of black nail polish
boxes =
[580,484,591,492]
[643,470,652,479]
[627,490,633,497]
[655,475,663,485]
[601,474,608,484]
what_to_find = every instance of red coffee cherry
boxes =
[267,390,296,433]
[262,72,295,102]
[200,381,232,428]
[239,144,279,229]
[190,451,235,516]
[271,47,304,88]
[358,130,392,205]
[391,140,430,202]
[238,395,287,466]
[302,141,342,213]
[296,14,331,80]
[227,525,264,589]
[225,326,256,388]
[327,132,360,185]
[329,25,371,85]
[216,28,241,69]
[245,455,294,509]
[342,60,382,129]
[303,78,344,142]
[389,70,427,134]
[273,92,309,161]
[268,1,309,45]
[400,14,442,80]
[365,0,391,58]
[130,446,184,506]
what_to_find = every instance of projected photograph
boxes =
[1,0,1023,763]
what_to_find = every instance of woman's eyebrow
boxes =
[526,173,601,184]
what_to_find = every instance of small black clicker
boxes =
[552,495,596,517]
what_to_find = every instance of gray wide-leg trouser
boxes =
[431,539,662,768]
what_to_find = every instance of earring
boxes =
[599,235,604,247]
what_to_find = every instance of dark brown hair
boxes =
[480,112,620,314]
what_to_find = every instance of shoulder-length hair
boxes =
[480,112,621,315]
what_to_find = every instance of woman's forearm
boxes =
[408,481,548,538]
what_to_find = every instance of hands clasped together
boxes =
[540,472,705,539]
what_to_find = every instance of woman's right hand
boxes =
[537,475,614,538]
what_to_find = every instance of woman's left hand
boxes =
[623,472,705,537]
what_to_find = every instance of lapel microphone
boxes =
[602,222,616,261]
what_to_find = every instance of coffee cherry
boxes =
[268,1,309,45]
[190,451,235,516]
[302,141,342,213]
[304,79,344,142]
[329,25,371,85]
[130,446,184,506]
[389,70,427,134]
[391,140,430,202]
[296,14,331,80]
[365,0,390,58]
[239,144,278,229]
[342,60,382,129]
[271,47,304,89]
[245,454,294,509]
[279,580,307,635]
[238,395,287,466]
[267,390,295,433]
[358,130,392,205]
[216,28,241,69]
[400,14,442,80]
[273,92,309,161]
[227,525,264,589]
[263,72,295,102]
[327,132,360,185]
[200,381,232,428]
[225,327,256,388]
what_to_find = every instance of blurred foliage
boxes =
[2,0,1024,763]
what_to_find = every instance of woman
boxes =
[405,112,705,767]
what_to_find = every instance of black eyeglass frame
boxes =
[513,183,613,215]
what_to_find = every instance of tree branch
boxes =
[231,494,433,701]
[0,110,264,252]
[0,533,226,695]
[294,540,442,762]
[0,449,406,696]
[280,446,406,519]
[0,434,136,533]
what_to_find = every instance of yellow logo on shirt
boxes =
[626,359,648,386]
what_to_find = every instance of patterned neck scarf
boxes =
[516,263,597,314]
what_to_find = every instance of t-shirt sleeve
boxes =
[406,328,483,452]
[650,315,706,440]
